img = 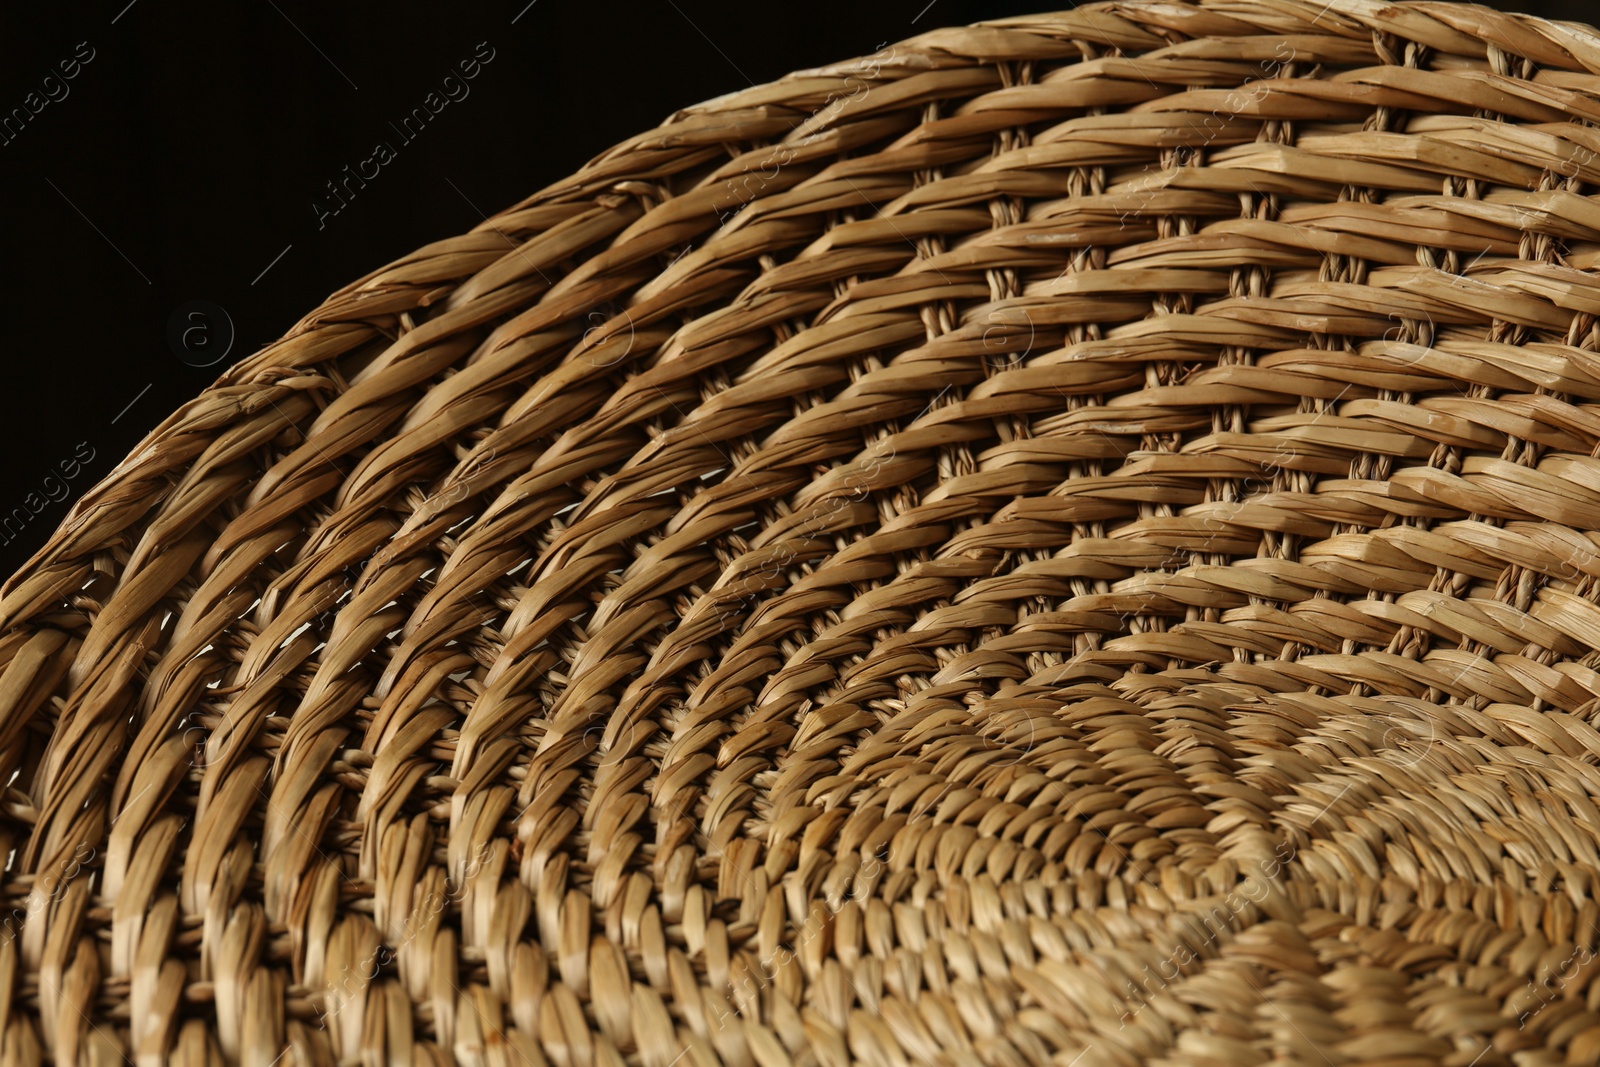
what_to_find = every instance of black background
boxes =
[0,0,1586,575]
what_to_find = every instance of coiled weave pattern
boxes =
[12,1,1600,1063]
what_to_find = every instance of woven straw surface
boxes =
[14,1,1600,1063]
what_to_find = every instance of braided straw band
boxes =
[8,2,1600,1064]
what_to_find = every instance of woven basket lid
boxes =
[11,1,1600,1063]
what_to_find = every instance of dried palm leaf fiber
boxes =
[17,1,1600,1064]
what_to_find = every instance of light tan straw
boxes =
[9,1,1600,1062]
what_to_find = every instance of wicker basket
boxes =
[13,1,1600,1062]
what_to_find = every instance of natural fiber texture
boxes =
[15,1,1600,1063]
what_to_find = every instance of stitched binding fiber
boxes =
[8,2,1600,1063]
